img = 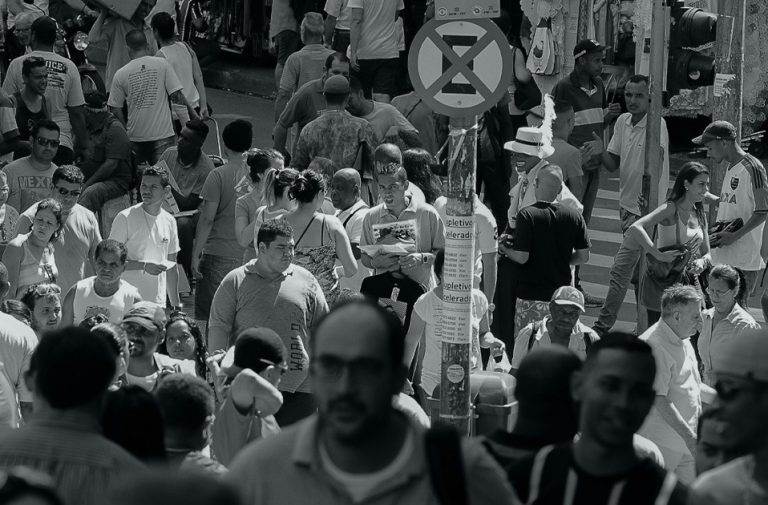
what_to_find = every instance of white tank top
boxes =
[72,278,140,325]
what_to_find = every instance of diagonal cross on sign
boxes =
[425,30,496,100]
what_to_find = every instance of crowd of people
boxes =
[0,1,766,505]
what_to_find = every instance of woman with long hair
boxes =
[283,170,357,306]
[2,198,62,298]
[402,148,442,204]
[237,167,298,263]
[159,311,208,380]
[698,264,760,386]
[629,162,712,324]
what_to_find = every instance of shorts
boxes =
[354,57,400,98]
[275,29,300,65]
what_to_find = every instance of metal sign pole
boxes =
[439,116,477,434]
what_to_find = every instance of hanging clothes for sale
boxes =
[527,17,557,75]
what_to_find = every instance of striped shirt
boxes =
[0,413,145,505]
[552,71,607,151]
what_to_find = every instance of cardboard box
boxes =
[90,0,142,20]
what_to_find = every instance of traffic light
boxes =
[667,1,717,94]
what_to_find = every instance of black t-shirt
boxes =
[513,202,590,301]
[510,444,689,505]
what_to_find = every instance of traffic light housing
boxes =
[667,1,717,94]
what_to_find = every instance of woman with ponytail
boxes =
[699,264,760,386]
[236,167,299,263]
[283,169,357,305]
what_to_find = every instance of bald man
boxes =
[332,168,371,292]
[499,164,591,338]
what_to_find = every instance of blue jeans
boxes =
[79,180,130,213]
[195,254,243,321]
[594,209,641,334]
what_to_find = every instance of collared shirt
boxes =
[512,317,599,369]
[608,113,670,215]
[208,263,329,394]
[698,304,759,386]
[226,414,520,505]
[292,110,378,172]
[507,160,583,229]
[712,154,768,271]
[638,320,703,454]
[159,147,216,201]
[552,71,607,149]
[361,197,445,287]
[0,412,145,505]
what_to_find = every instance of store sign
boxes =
[434,0,500,20]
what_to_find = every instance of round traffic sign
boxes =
[408,18,513,118]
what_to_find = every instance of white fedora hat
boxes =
[504,127,555,159]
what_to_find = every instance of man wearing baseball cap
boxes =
[692,329,768,503]
[694,120,768,315]
[211,327,286,466]
[291,74,377,173]
[511,286,599,373]
[552,38,622,307]
[122,301,195,391]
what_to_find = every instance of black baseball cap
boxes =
[220,328,286,377]
[692,120,738,144]
[573,39,606,59]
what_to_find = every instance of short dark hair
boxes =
[91,323,129,360]
[554,100,574,115]
[312,299,405,368]
[324,52,349,71]
[95,239,128,264]
[20,282,61,312]
[31,16,57,46]
[32,119,59,138]
[155,374,214,439]
[583,331,656,377]
[102,386,166,462]
[150,11,175,41]
[233,328,287,373]
[22,56,47,77]
[30,327,117,409]
[222,119,253,153]
[52,165,84,186]
[125,29,149,51]
[142,164,171,187]
[627,74,650,86]
[256,218,293,248]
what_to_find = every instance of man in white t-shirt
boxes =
[349,0,404,103]
[2,119,58,213]
[3,16,87,165]
[61,239,141,326]
[122,301,195,392]
[593,75,670,335]
[331,168,371,292]
[347,76,420,148]
[16,165,102,295]
[108,29,199,166]
[693,120,768,303]
[638,285,714,484]
[324,0,352,53]
[692,329,768,504]
[109,164,181,307]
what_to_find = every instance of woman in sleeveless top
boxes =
[0,171,19,257]
[629,162,712,325]
[282,170,357,306]
[2,198,62,298]
[236,167,298,263]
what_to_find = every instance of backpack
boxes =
[526,319,596,354]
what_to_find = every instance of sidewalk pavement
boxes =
[202,57,277,99]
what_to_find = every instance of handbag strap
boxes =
[674,204,683,246]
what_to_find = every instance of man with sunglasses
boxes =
[122,301,195,392]
[211,327,286,466]
[2,118,58,213]
[227,299,518,505]
[16,165,101,294]
[693,329,768,503]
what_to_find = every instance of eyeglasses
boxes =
[706,286,733,298]
[312,356,385,382]
[55,186,81,198]
[36,137,59,148]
